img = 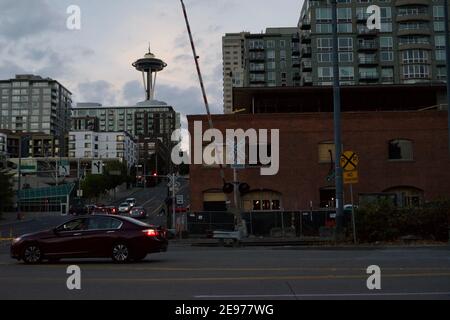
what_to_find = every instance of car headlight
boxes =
[12,237,22,244]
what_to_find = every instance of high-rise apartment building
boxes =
[71,101,179,145]
[0,75,72,138]
[222,28,301,114]
[298,0,448,86]
[222,32,249,114]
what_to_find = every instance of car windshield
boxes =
[120,203,128,207]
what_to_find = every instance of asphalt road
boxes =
[0,180,190,239]
[0,245,449,300]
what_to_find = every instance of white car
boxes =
[126,198,137,208]
[118,202,131,213]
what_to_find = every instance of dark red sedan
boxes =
[11,215,168,264]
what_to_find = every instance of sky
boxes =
[0,0,303,131]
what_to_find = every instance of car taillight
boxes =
[143,229,158,237]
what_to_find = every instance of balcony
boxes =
[397,28,431,37]
[358,41,378,51]
[302,75,313,85]
[301,46,312,58]
[359,73,379,81]
[395,0,430,7]
[358,56,378,65]
[396,13,431,23]
[357,27,378,37]
[301,60,312,71]
[292,58,301,68]
[301,32,311,44]
[299,18,311,31]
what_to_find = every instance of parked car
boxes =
[126,198,137,208]
[92,207,108,215]
[119,202,131,213]
[10,215,168,264]
[129,207,147,220]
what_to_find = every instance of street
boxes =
[0,244,449,300]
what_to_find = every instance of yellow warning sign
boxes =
[344,170,359,185]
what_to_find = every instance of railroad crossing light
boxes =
[239,183,250,195]
[223,183,234,194]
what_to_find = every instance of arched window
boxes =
[388,139,413,161]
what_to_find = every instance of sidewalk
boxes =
[170,237,450,250]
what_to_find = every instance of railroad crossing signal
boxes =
[340,151,359,172]
[341,151,359,184]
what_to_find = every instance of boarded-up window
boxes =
[389,140,413,161]
[318,141,336,163]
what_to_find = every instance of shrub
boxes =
[355,199,450,243]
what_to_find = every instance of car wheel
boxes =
[112,243,130,263]
[22,244,43,264]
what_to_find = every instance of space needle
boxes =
[132,44,167,101]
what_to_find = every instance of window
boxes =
[266,40,275,49]
[337,8,352,21]
[338,37,353,51]
[388,140,413,161]
[316,8,332,21]
[402,65,430,79]
[402,50,429,63]
[380,37,393,50]
[88,217,122,230]
[318,67,333,81]
[317,53,332,62]
[436,50,445,60]
[381,67,394,82]
[337,23,352,33]
[380,51,394,61]
[433,6,444,19]
[434,21,445,31]
[316,23,332,33]
[340,67,354,80]
[339,52,353,62]
[318,141,336,163]
[317,38,332,51]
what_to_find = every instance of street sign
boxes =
[340,151,359,172]
[344,170,359,185]
[77,189,83,197]
[91,160,104,175]
[176,195,184,205]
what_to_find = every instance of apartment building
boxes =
[0,75,72,138]
[68,131,138,168]
[298,0,448,86]
[222,28,301,114]
[72,101,179,144]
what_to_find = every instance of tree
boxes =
[80,174,108,201]
[0,170,14,218]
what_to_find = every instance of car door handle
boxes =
[73,233,83,236]
[106,231,116,234]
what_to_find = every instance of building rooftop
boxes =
[232,84,447,114]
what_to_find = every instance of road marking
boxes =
[141,196,156,208]
[194,292,450,299]
[0,272,450,283]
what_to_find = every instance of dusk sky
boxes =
[0,0,303,129]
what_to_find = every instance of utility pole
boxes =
[445,0,450,155]
[332,0,344,240]
[16,136,23,219]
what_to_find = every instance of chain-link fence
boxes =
[187,210,345,238]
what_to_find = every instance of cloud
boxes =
[77,80,118,105]
[0,0,64,40]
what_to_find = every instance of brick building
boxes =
[188,101,449,213]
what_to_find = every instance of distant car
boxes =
[105,206,119,215]
[119,202,131,213]
[92,207,108,215]
[10,215,168,264]
[129,207,147,220]
[126,198,137,208]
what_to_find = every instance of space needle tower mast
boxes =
[132,44,167,101]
